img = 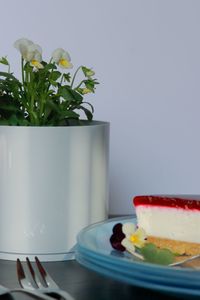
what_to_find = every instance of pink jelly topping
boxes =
[133,195,200,210]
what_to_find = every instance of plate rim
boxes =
[76,250,200,297]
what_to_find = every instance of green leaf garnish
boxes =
[140,243,175,265]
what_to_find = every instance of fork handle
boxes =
[11,289,55,300]
[44,290,75,300]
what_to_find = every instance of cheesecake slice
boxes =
[133,195,200,255]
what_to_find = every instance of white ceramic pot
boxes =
[0,121,109,261]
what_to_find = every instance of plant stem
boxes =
[39,95,45,120]
[60,74,64,85]
[29,70,37,125]
[46,61,55,93]
[21,58,25,85]
[75,80,85,90]
[71,66,82,88]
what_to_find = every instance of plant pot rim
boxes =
[0,120,109,129]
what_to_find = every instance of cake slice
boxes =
[133,195,200,255]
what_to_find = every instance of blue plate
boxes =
[76,217,200,298]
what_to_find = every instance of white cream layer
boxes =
[136,206,200,243]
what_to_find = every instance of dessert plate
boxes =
[75,217,200,298]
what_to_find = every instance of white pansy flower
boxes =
[29,53,44,70]
[24,43,42,61]
[14,38,43,69]
[122,223,136,236]
[14,38,34,58]
[121,237,136,255]
[52,48,73,69]
[27,44,43,69]
[121,223,147,255]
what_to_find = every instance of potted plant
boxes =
[0,38,109,261]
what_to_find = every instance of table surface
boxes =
[0,259,181,300]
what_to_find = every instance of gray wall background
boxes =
[1,0,200,215]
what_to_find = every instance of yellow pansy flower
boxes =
[82,88,92,94]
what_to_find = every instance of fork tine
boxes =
[18,257,75,300]
[16,259,61,300]
[35,257,47,278]
[16,258,34,290]
[35,256,58,288]
[26,257,40,288]
[16,258,27,288]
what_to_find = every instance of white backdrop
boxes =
[1,0,200,215]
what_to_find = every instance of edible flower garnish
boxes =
[110,222,176,265]
[110,223,126,251]
[121,223,147,255]
[110,222,147,254]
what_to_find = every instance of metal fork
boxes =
[17,257,75,300]
[170,254,200,268]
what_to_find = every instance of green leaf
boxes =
[59,86,83,103]
[69,89,83,102]
[0,57,9,66]
[84,79,99,93]
[43,63,57,71]
[24,62,33,72]
[0,72,19,82]
[49,80,58,87]
[63,73,71,82]
[0,96,21,114]
[50,71,61,81]
[8,115,19,125]
[18,118,29,126]
[0,119,9,125]
[59,87,73,101]
[46,99,61,114]
[63,110,79,118]
[82,101,94,113]
[6,114,29,126]
[78,105,93,121]
[0,103,19,112]
[140,243,175,265]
